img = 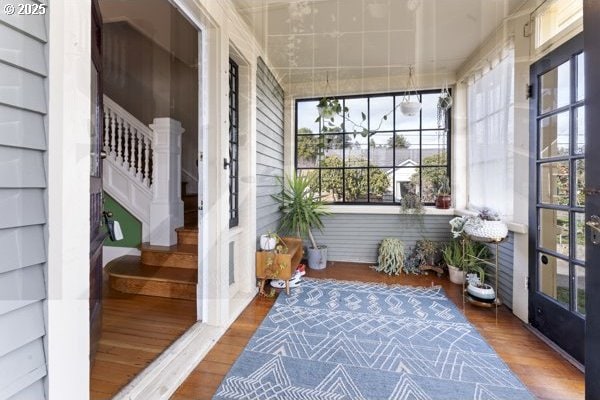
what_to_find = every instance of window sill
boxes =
[328,205,456,216]
[454,208,528,234]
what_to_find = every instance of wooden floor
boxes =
[90,277,196,399]
[173,262,584,400]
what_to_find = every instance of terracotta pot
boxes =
[435,195,451,209]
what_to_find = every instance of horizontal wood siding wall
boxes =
[0,8,49,400]
[486,232,514,310]
[255,58,284,239]
[312,214,453,263]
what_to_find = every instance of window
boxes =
[228,59,239,227]
[467,47,514,218]
[295,90,450,205]
[535,0,582,49]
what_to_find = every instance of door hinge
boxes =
[199,200,203,211]
[199,152,203,162]
[526,83,533,100]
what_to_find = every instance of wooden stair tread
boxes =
[140,243,197,255]
[107,256,197,283]
[175,227,198,233]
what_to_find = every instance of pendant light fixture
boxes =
[400,66,422,116]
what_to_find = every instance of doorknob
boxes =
[587,215,600,245]
[100,150,107,159]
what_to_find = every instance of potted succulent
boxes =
[372,238,406,275]
[463,208,508,242]
[435,176,451,209]
[466,268,496,302]
[272,174,330,270]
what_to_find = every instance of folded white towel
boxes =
[113,220,124,241]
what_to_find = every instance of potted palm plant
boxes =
[272,174,331,270]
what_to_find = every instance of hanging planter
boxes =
[437,82,453,128]
[400,66,422,116]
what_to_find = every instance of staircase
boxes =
[103,95,199,300]
[106,189,199,300]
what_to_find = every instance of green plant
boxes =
[436,176,451,196]
[272,174,330,250]
[372,238,406,275]
[414,239,439,266]
[442,240,463,268]
[463,239,493,275]
[401,192,424,214]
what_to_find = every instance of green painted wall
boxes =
[103,193,142,248]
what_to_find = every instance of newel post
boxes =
[149,118,184,246]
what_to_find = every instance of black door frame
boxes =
[584,2,600,398]
[528,33,585,364]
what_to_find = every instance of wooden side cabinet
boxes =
[256,236,303,295]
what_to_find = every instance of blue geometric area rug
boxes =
[214,278,534,400]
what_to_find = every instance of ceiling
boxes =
[232,0,526,84]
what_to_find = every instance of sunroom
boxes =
[86,0,598,398]
[2,0,599,399]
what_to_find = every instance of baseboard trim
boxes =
[526,325,585,373]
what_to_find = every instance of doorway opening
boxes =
[90,0,201,397]
[529,33,585,365]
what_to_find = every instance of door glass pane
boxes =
[575,159,585,207]
[540,62,571,114]
[575,212,586,261]
[538,252,569,308]
[575,106,585,154]
[539,209,569,256]
[540,161,570,205]
[539,112,569,158]
[576,53,585,102]
[575,265,586,315]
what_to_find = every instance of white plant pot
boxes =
[400,101,422,116]
[260,235,277,251]
[464,220,508,241]
[447,265,465,284]
[467,283,496,300]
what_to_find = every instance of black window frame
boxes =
[228,59,239,227]
[294,89,451,205]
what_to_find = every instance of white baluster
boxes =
[123,122,130,170]
[103,106,110,152]
[143,136,151,187]
[110,111,116,158]
[116,117,123,163]
[129,128,137,176]
[136,131,143,180]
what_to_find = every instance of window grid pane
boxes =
[295,90,451,205]
[228,59,239,228]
